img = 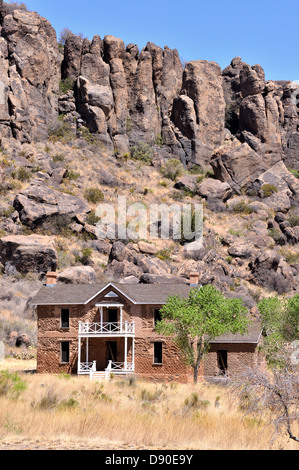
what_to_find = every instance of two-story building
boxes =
[31,272,262,382]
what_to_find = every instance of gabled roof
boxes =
[30,282,192,306]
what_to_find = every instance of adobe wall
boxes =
[36,291,192,381]
[36,286,258,382]
[204,343,258,377]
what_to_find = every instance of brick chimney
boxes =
[189,272,199,286]
[46,272,57,286]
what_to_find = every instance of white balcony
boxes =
[78,321,135,337]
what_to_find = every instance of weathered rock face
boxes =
[0,7,60,141]
[13,184,90,228]
[0,4,298,177]
[0,234,57,274]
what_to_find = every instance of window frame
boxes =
[153,341,163,365]
[60,308,70,329]
[60,341,70,364]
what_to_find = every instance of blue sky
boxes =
[19,0,299,81]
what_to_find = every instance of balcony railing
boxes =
[79,321,135,336]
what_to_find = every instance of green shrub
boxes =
[130,142,153,164]
[0,370,27,399]
[232,201,253,215]
[288,168,299,179]
[155,134,164,148]
[11,167,32,182]
[65,169,81,181]
[59,78,74,95]
[84,188,104,204]
[160,159,184,181]
[268,228,285,245]
[260,184,278,198]
[75,247,93,266]
[288,214,299,228]
[48,117,75,142]
[86,210,100,226]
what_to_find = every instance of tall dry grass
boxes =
[0,367,297,450]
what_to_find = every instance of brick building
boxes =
[31,273,262,382]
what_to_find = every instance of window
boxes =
[154,309,162,327]
[61,309,70,328]
[61,342,70,364]
[154,342,163,364]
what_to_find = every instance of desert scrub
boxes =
[288,214,299,227]
[75,247,93,266]
[279,248,299,264]
[228,228,245,237]
[48,116,76,142]
[288,168,299,179]
[65,169,81,181]
[155,134,164,148]
[11,167,33,183]
[268,228,285,245]
[59,78,74,95]
[232,200,254,215]
[183,392,210,415]
[130,142,153,164]
[260,184,278,198]
[84,187,104,204]
[160,159,184,181]
[0,370,27,399]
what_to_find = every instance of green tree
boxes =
[258,294,299,367]
[156,285,250,383]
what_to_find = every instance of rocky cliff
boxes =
[0,2,299,173]
[0,1,299,324]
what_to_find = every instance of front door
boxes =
[106,341,117,363]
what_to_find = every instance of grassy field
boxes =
[0,358,298,450]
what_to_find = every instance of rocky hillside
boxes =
[0,1,299,347]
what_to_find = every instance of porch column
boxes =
[78,337,81,374]
[86,337,89,364]
[120,306,123,333]
[100,306,103,331]
[124,323,128,371]
[132,337,135,372]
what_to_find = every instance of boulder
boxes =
[138,241,158,255]
[228,240,256,259]
[16,334,30,348]
[249,250,294,294]
[197,178,232,201]
[57,266,97,284]
[13,184,90,227]
[211,141,267,192]
[0,234,57,274]
[140,273,188,284]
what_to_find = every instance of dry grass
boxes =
[0,359,297,450]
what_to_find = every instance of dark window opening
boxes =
[61,309,70,328]
[154,342,163,364]
[217,350,228,375]
[108,308,118,331]
[154,309,162,327]
[61,342,70,363]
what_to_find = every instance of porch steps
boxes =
[90,371,134,381]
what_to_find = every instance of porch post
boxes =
[100,306,103,331]
[132,337,135,372]
[124,322,128,371]
[120,306,123,333]
[78,337,81,374]
[86,337,89,364]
